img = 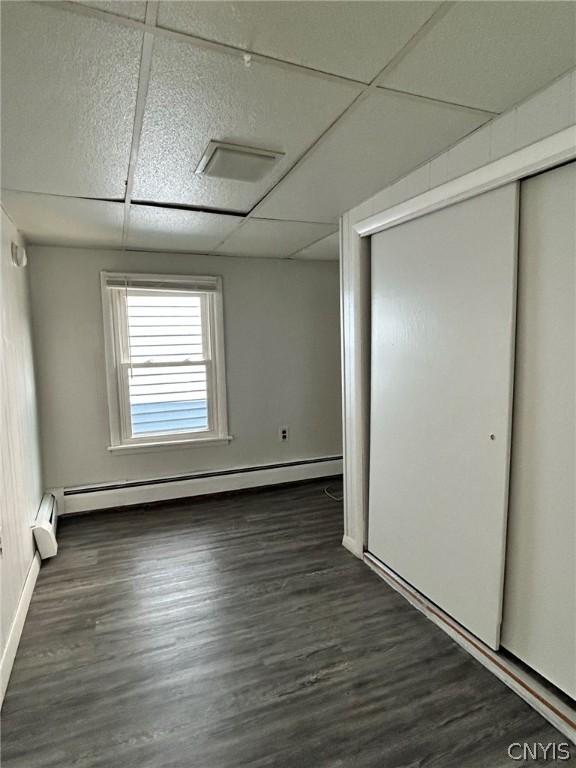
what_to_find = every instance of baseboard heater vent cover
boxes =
[32,493,58,559]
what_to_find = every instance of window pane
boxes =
[126,292,205,363]
[129,365,209,435]
[124,290,210,437]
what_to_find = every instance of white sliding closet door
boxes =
[368,184,518,649]
[501,162,575,697]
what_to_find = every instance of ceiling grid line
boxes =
[0,187,123,203]
[121,0,159,247]
[39,1,367,89]
[7,1,575,258]
[285,230,339,261]
[244,1,457,223]
[40,0,499,116]
[374,85,499,117]
[115,0,482,256]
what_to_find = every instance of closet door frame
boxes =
[340,125,576,560]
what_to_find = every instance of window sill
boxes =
[107,435,234,454]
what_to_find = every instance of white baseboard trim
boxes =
[342,534,363,558]
[60,456,343,515]
[364,552,576,744]
[1,552,41,707]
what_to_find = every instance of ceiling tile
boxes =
[215,219,336,259]
[2,192,124,248]
[1,3,142,197]
[75,2,146,21]
[256,90,490,223]
[157,1,441,83]
[132,36,361,210]
[127,205,242,252]
[379,2,576,113]
[292,232,339,261]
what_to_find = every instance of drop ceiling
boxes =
[1,2,141,198]
[126,204,242,252]
[156,1,442,83]
[1,191,125,248]
[133,33,360,210]
[379,1,576,113]
[254,89,490,223]
[1,1,574,260]
[215,219,336,259]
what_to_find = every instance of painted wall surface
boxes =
[28,248,342,488]
[0,208,43,656]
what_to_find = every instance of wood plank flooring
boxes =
[1,480,566,767]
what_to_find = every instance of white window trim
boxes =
[101,271,231,452]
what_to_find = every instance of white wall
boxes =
[0,208,43,691]
[28,247,342,490]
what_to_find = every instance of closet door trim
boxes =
[341,124,576,560]
[355,126,576,238]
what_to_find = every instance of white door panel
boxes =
[501,162,576,697]
[368,184,518,649]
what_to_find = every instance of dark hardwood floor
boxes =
[2,480,565,767]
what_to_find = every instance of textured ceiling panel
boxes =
[292,232,339,261]
[215,218,336,258]
[379,1,576,113]
[157,1,441,83]
[127,205,242,252]
[0,3,142,197]
[2,191,124,248]
[75,1,146,21]
[256,90,491,223]
[132,36,361,210]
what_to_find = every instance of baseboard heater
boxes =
[32,493,58,559]
[60,456,343,515]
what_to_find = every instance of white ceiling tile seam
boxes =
[375,85,499,118]
[122,1,159,248]
[207,216,251,256]
[285,231,340,261]
[372,0,456,86]
[251,217,338,227]
[207,216,336,258]
[38,1,367,90]
[0,187,123,203]
[213,218,337,259]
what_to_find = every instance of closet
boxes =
[368,162,575,693]
[501,162,575,699]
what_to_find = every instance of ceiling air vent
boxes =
[195,141,284,182]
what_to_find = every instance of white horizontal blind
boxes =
[122,289,211,437]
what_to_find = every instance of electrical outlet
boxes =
[279,425,289,442]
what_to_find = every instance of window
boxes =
[101,272,229,451]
